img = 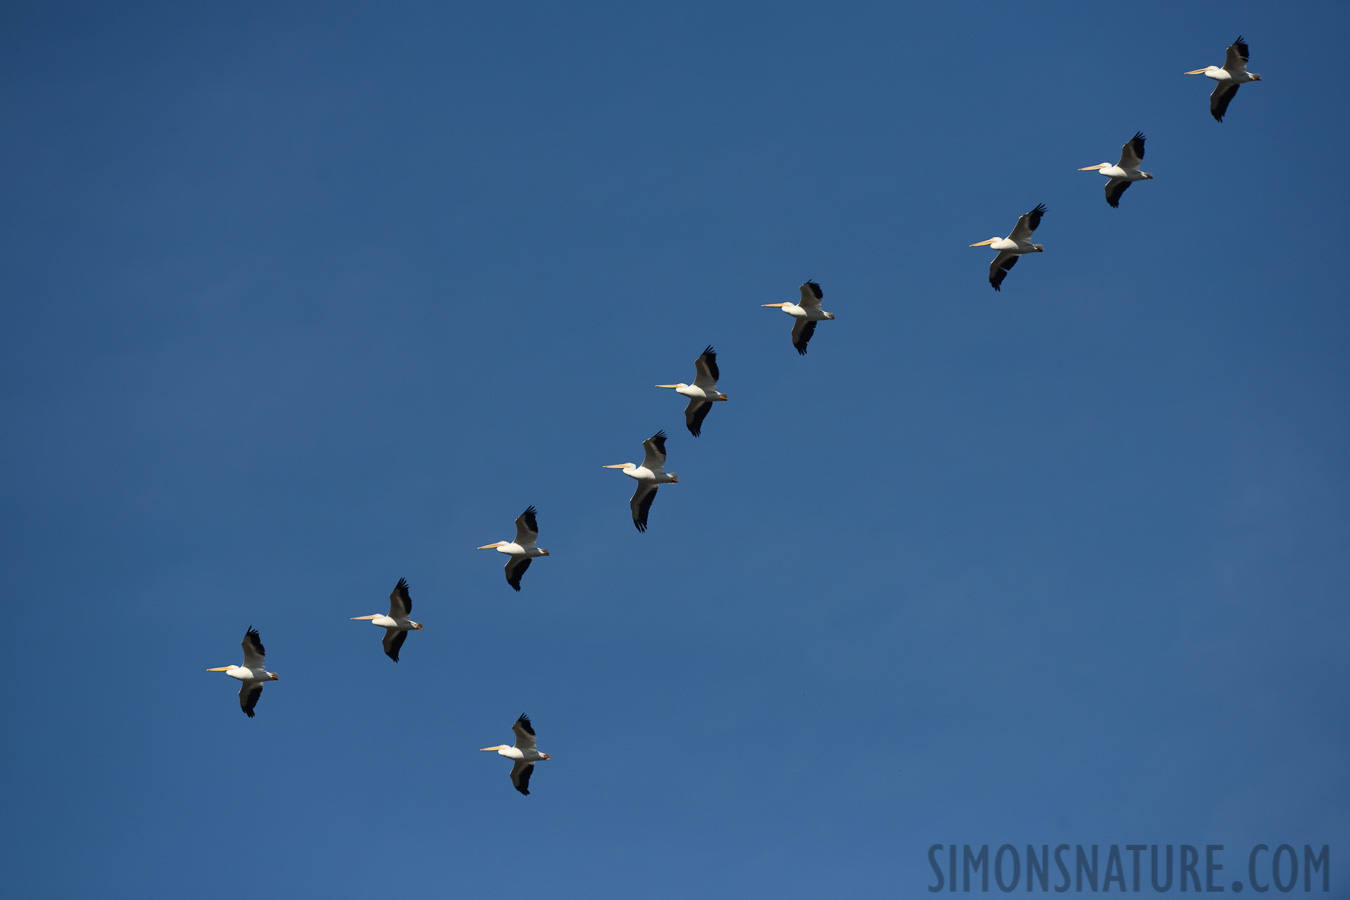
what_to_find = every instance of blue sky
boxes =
[2,2,1347,896]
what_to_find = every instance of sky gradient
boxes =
[2,2,1347,896]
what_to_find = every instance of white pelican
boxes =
[762,281,835,355]
[1080,133,1152,208]
[971,204,1046,291]
[604,430,678,532]
[207,626,279,718]
[1187,36,1262,122]
[477,506,550,591]
[480,713,551,796]
[351,577,424,662]
[656,346,728,437]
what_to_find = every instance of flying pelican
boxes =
[656,346,728,437]
[604,430,678,532]
[971,204,1046,291]
[480,713,551,796]
[351,578,424,662]
[762,281,835,355]
[478,506,550,591]
[1080,133,1153,208]
[1187,36,1262,122]
[207,626,279,718]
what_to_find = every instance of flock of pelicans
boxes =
[205,36,1264,796]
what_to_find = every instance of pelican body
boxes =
[657,346,727,437]
[762,281,835,355]
[351,577,423,662]
[971,204,1046,291]
[478,505,550,591]
[1187,36,1261,122]
[480,713,551,795]
[208,626,279,718]
[605,430,678,532]
[1079,133,1152,208]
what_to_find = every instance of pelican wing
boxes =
[684,398,712,437]
[382,628,408,662]
[1008,204,1046,243]
[641,431,668,470]
[388,577,412,618]
[1226,36,1250,69]
[791,319,817,355]
[989,251,1018,291]
[798,281,824,312]
[1105,178,1130,208]
[241,627,266,671]
[1119,132,1145,168]
[510,759,535,796]
[513,506,540,545]
[631,482,658,532]
[692,346,719,389]
[1210,83,1239,122]
[505,556,532,591]
[239,682,264,718]
[512,714,539,752]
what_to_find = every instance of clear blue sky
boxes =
[2,2,1346,896]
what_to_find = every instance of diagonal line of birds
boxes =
[205,35,1264,796]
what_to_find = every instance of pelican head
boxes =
[477,541,508,550]
[1078,163,1111,171]
[1185,66,1218,75]
[970,238,1001,247]
[480,744,508,752]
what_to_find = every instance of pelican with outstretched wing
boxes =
[971,204,1046,291]
[762,281,835,355]
[480,714,551,795]
[1187,36,1262,122]
[351,578,424,662]
[604,431,679,532]
[478,506,550,591]
[656,346,728,437]
[207,627,280,717]
[1080,133,1153,208]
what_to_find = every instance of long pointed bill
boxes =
[654,384,680,389]
[351,615,380,620]
[1184,69,1209,75]
[761,302,788,308]
[970,239,998,247]
[1078,164,1108,170]
[480,745,507,751]
[602,464,630,469]
[207,666,232,672]
[476,542,506,550]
